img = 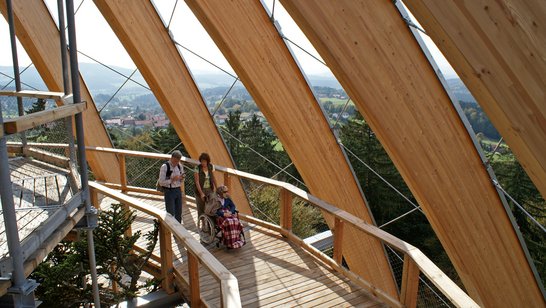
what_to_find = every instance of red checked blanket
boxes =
[217,213,245,249]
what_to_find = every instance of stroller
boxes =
[198,189,245,249]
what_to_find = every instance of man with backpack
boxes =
[157,150,185,222]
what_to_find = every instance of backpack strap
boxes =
[165,161,172,177]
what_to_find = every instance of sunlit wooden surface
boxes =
[281,1,543,306]
[98,192,386,307]
[0,157,73,259]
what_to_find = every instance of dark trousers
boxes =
[196,187,213,218]
[164,188,182,223]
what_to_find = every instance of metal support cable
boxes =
[485,137,504,164]
[77,50,151,90]
[0,72,39,91]
[493,180,546,233]
[129,141,183,184]
[248,161,295,196]
[108,125,161,154]
[98,68,138,113]
[1,63,34,90]
[393,0,427,35]
[386,246,452,307]
[270,0,276,22]
[74,0,85,15]
[166,0,179,29]
[341,143,424,214]
[211,77,239,116]
[332,98,351,129]
[173,41,238,79]
[281,35,327,66]
[220,127,306,187]
[379,206,421,229]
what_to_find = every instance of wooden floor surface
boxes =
[0,157,73,259]
[99,192,386,307]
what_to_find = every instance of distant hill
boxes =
[1,63,474,103]
[446,78,476,103]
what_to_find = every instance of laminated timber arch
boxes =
[402,0,546,208]
[0,0,120,183]
[92,0,250,213]
[184,0,398,297]
[280,0,545,306]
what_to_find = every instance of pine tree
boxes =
[25,98,47,114]
[31,204,160,306]
[223,110,242,159]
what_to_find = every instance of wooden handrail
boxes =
[88,181,241,308]
[2,102,85,135]
[11,144,478,307]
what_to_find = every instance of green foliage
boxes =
[31,204,160,306]
[94,203,160,302]
[460,101,500,140]
[30,241,93,307]
[249,185,327,239]
[25,98,47,114]
[490,153,546,286]
[149,123,188,156]
[222,111,300,183]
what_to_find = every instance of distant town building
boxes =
[104,118,122,126]
[153,119,170,127]
[135,120,153,126]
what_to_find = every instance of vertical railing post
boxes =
[90,188,100,209]
[188,251,201,307]
[159,222,175,294]
[400,254,420,308]
[333,217,344,264]
[118,153,127,192]
[223,173,231,188]
[122,202,132,237]
[279,188,292,232]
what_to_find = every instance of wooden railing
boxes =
[88,182,241,308]
[9,143,479,307]
[85,146,478,308]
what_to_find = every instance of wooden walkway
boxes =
[98,191,386,307]
[0,157,74,259]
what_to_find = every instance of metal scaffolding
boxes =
[0,0,100,306]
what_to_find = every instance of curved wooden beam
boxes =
[184,0,397,296]
[403,0,546,202]
[92,0,250,213]
[0,0,120,183]
[280,1,544,306]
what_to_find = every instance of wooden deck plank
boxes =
[56,175,72,204]
[33,177,47,208]
[0,158,76,261]
[45,176,59,205]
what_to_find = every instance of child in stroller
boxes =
[198,185,245,249]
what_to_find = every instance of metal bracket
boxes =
[75,207,98,230]
[7,279,38,296]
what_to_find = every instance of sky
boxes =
[0,0,457,79]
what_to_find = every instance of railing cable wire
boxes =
[98,68,138,113]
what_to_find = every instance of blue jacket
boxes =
[216,198,237,217]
